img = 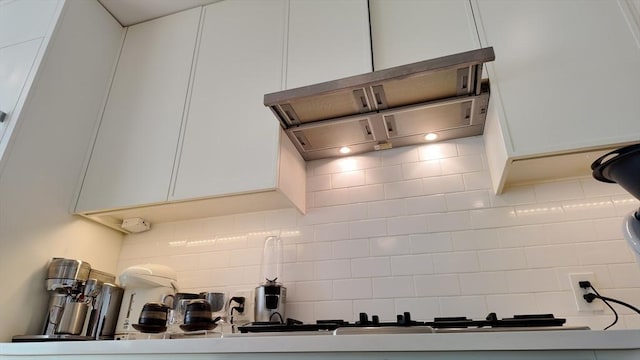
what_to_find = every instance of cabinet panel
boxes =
[172,0,288,200]
[286,0,371,89]
[475,0,640,157]
[0,0,59,48]
[369,0,479,70]
[0,39,41,143]
[76,8,201,212]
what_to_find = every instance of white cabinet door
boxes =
[76,8,201,212]
[171,0,288,201]
[369,0,480,70]
[0,39,42,144]
[286,0,371,89]
[0,0,59,48]
[475,0,640,157]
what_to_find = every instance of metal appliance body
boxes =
[254,283,286,323]
[42,258,91,336]
[86,283,124,339]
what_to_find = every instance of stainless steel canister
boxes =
[86,283,124,339]
[56,302,89,335]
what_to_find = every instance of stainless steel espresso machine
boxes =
[13,258,123,342]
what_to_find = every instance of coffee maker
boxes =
[254,236,286,323]
[115,264,177,336]
[13,258,122,342]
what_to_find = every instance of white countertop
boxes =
[2,329,640,356]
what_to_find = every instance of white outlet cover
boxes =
[568,272,604,312]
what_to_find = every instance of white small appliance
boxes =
[115,264,177,335]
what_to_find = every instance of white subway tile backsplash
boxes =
[293,281,333,301]
[445,190,491,211]
[312,155,381,175]
[490,185,537,207]
[332,238,370,259]
[313,260,351,280]
[119,139,640,330]
[427,211,471,232]
[422,174,465,195]
[368,199,406,219]
[349,219,387,239]
[297,242,333,262]
[545,221,597,244]
[315,223,349,242]
[331,170,365,189]
[387,215,428,235]
[455,136,484,155]
[414,274,460,296]
[384,179,423,199]
[301,204,368,226]
[593,218,625,240]
[438,296,487,318]
[349,184,386,203]
[497,224,548,248]
[452,229,499,250]
[353,299,396,321]
[282,262,314,282]
[390,254,434,275]
[351,257,391,278]
[440,154,484,175]
[401,160,441,180]
[534,181,584,203]
[609,263,640,288]
[575,240,635,265]
[405,194,446,215]
[370,236,411,256]
[458,272,508,295]
[580,178,627,197]
[314,188,351,207]
[506,269,561,293]
[612,195,640,215]
[372,276,415,298]
[333,278,373,299]
[365,165,404,185]
[433,251,480,274]
[477,248,527,271]
[394,297,441,320]
[418,143,458,161]
[525,244,579,268]
[463,171,492,191]
[307,174,331,192]
[410,233,453,254]
[486,294,539,315]
[381,147,419,166]
[314,301,353,321]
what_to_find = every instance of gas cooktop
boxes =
[237,312,589,335]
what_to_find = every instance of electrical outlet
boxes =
[228,289,254,324]
[568,272,604,312]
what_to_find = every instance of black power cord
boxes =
[579,281,640,330]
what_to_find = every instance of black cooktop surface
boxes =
[237,312,567,333]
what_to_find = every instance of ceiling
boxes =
[98,0,220,26]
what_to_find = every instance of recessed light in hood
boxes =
[264,47,495,161]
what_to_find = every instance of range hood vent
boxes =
[264,47,495,161]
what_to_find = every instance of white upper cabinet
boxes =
[0,0,60,166]
[171,0,289,201]
[474,0,640,192]
[285,0,371,88]
[0,0,59,48]
[76,8,201,212]
[369,0,480,70]
[0,39,41,144]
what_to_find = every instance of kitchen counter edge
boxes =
[2,329,640,355]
